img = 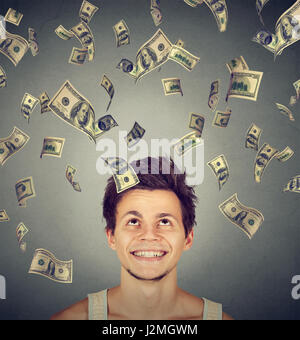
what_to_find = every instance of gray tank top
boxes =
[88,289,223,320]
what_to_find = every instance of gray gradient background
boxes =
[0,0,299,320]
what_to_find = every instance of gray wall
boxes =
[0,0,299,320]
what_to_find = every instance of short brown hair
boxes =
[102,157,198,238]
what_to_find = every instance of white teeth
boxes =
[133,251,165,257]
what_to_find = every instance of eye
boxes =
[127,218,140,226]
[159,219,171,226]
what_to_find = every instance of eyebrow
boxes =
[121,210,179,222]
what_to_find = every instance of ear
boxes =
[106,228,117,250]
[183,228,194,251]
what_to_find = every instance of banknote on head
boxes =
[113,19,130,47]
[0,127,30,166]
[40,137,65,158]
[162,78,183,96]
[245,123,262,151]
[28,248,73,283]
[0,31,29,66]
[0,64,7,88]
[39,91,51,114]
[226,56,249,73]
[207,154,229,190]
[212,108,231,128]
[204,0,228,32]
[79,0,99,23]
[189,113,205,137]
[254,143,279,183]
[219,193,264,239]
[168,45,200,71]
[283,175,300,193]
[0,209,9,222]
[15,176,36,207]
[4,8,23,26]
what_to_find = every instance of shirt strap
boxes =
[202,297,223,320]
[88,289,108,320]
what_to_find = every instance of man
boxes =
[139,47,157,70]
[51,157,233,320]
[281,15,298,41]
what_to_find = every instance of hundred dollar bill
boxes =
[28,28,39,56]
[226,70,263,102]
[4,8,23,26]
[290,95,297,106]
[208,80,220,111]
[68,46,88,65]
[55,25,74,40]
[0,127,30,166]
[256,0,270,25]
[168,45,200,71]
[275,146,294,162]
[252,29,277,54]
[0,64,7,88]
[70,21,95,61]
[212,108,232,128]
[245,123,262,151]
[162,78,183,96]
[254,143,279,183]
[40,137,65,158]
[49,80,98,142]
[113,19,130,47]
[39,91,51,114]
[276,103,295,122]
[0,31,29,66]
[101,75,115,111]
[173,131,204,156]
[151,8,163,26]
[293,79,300,99]
[283,175,300,193]
[16,222,28,252]
[175,38,185,48]
[0,209,9,222]
[66,165,81,192]
[226,56,249,73]
[79,0,99,23]
[117,58,134,73]
[207,154,229,190]
[28,248,73,283]
[184,0,204,7]
[132,29,172,81]
[15,176,36,207]
[219,193,264,239]
[204,0,228,32]
[95,114,118,139]
[125,122,146,148]
[103,157,140,193]
[189,113,205,137]
[21,93,39,122]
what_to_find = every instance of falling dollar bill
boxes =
[151,8,163,26]
[79,0,99,23]
[226,56,249,73]
[256,0,270,25]
[290,95,297,106]
[162,78,183,96]
[204,0,228,32]
[66,165,81,192]
[254,143,279,183]
[208,80,220,111]
[21,93,39,122]
[0,127,30,166]
[28,28,39,56]
[226,70,263,102]
[207,154,229,190]
[175,38,185,48]
[276,103,295,122]
[0,209,9,222]
[173,131,204,156]
[39,91,51,114]
[117,58,134,73]
[49,80,98,142]
[101,75,115,111]
[113,19,130,47]
[103,157,140,193]
[245,123,262,151]
[68,46,88,65]
[189,113,205,137]
[212,108,232,128]
[168,45,200,71]
[0,64,7,88]
[15,176,36,207]
[274,1,300,58]
[275,146,294,162]
[70,21,95,61]
[252,30,277,54]
[4,8,23,26]
[125,122,146,148]
[28,248,73,283]
[95,114,118,139]
[0,31,29,66]
[283,175,300,193]
[219,193,264,239]
[16,222,28,253]
[40,137,65,158]
[184,0,204,7]
[290,79,300,105]
[132,29,172,81]
[55,25,74,40]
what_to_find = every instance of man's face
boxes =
[141,49,152,68]
[106,189,193,281]
[282,17,293,38]
[77,102,89,124]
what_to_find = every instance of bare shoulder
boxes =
[222,311,234,320]
[50,297,88,320]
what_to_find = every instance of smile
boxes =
[130,250,168,261]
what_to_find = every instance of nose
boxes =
[138,224,161,241]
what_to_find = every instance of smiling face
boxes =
[106,189,193,281]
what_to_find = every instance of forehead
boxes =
[116,189,182,218]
